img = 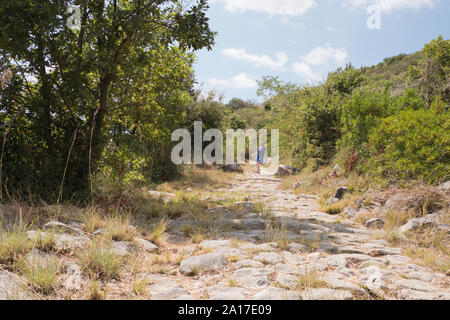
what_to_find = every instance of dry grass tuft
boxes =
[322,199,349,215]
[104,215,137,242]
[148,218,169,246]
[82,209,105,234]
[297,267,327,291]
[77,240,125,280]
[87,280,107,300]
[14,256,60,295]
[157,166,236,192]
[0,224,33,266]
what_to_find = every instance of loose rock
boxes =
[252,287,300,300]
[112,241,138,256]
[180,253,227,275]
[275,165,294,176]
[302,288,353,300]
[221,164,243,173]
[254,252,283,265]
[365,218,385,228]
[134,238,159,253]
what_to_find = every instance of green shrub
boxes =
[288,86,343,169]
[339,89,395,155]
[397,88,427,111]
[366,108,450,183]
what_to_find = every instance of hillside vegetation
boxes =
[228,36,449,188]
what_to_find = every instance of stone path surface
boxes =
[146,169,450,300]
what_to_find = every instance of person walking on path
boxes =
[256,143,267,174]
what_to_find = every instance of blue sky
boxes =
[193,0,450,102]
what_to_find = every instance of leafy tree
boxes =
[229,115,246,130]
[0,0,216,201]
[185,92,226,133]
[409,35,450,107]
[325,64,366,96]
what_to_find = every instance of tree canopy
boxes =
[0,0,216,201]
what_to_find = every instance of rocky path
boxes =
[154,169,450,300]
[2,169,448,300]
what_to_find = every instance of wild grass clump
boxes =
[104,215,137,242]
[132,278,148,296]
[14,256,60,295]
[0,225,33,266]
[148,218,169,245]
[264,219,291,249]
[406,227,449,253]
[383,210,412,231]
[404,246,450,273]
[87,280,107,300]
[157,166,236,191]
[322,199,349,215]
[82,209,106,234]
[381,208,449,272]
[297,267,326,291]
[133,189,209,221]
[77,241,125,280]
[31,231,57,253]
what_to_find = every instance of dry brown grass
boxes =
[404,246,450,273]
[378,207,450,272]
[14,256,60,295]
[157,165,236,192]
[322,199,349,215]
[131,278,148,296]
[354,211,379,225]
[82,209,105,234]
[279,166,371,211]
[104,215,137,242]
[279,166,334,198]
[0,224,34,266]
[297,267,326,290]
[87,280,107,300]
[148,218,169,246]
[77,240,126,280]
[132,189,209,223]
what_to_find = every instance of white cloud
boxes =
[220,0,317,16]
[342,0,438,13]
[222,48,288,70]
[292,62,322,81]
[208,73,257,89]
[303,43,348,66]
[291,44,349,82]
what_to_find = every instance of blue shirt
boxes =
[257,147,266,164]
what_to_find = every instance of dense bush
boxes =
[366,108,449,184]
[290,87,343,169]
[185,92,227,132]
[339,89,395,155]
[226,97,257,110]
